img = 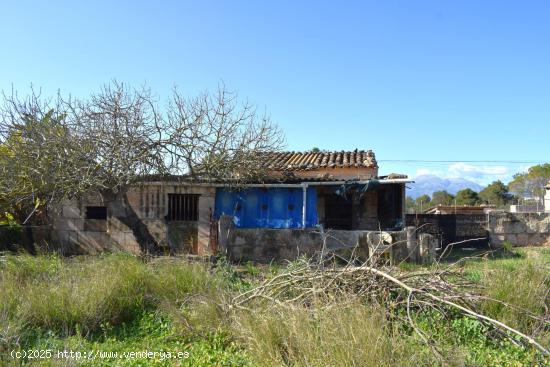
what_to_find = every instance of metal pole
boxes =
[301,183,308,228]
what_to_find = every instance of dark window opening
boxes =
[377,185,403,230]
[324,194,352,230]
[86,206,107,220]
[167,194,199,221]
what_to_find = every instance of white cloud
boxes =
[414,163,512,185]
[415,168,442,176]
[448,163,509,179]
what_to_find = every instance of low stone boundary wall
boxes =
[221,223,435,264]
[488,212,550,247]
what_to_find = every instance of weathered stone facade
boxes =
[51,182,407,256]
[52,183,215,255]
[488,212,550,247]
[47,149,411,258]
[276,166,378,181]
[219,221,435,264]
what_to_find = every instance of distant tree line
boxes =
[406,164,550,213]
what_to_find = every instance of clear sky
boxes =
[1,0,548,185]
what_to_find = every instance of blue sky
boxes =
[1,0,548,185]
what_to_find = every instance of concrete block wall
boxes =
[52,197,141,255]
[316,187,380,231]
[455,214,488,240]
[488,212,550,247]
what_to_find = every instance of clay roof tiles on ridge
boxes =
[263,149,377,171]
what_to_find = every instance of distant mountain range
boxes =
[406,174,483,199]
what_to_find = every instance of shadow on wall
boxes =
[0,225,50,254]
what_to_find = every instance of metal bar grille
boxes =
[167,194,199,221]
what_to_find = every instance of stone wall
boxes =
[488,212,550,247]
[406,212,550,248]
[406,214,488,246]
[51,183,215,255]
[222,223,434,264]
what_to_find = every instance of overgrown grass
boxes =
[233,299,442,366]
[0,247,548,366]
[474,250,550,347]
[0,253,242,366]
[1,253,221,336]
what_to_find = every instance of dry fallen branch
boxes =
[230,256,550,357]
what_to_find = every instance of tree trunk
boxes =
[102,190,162,255]
[23,222,37,255]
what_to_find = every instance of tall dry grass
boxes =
[1,250,548,366]
[479,259,550,344]
[231,299,448,367]
[0,253,221,346]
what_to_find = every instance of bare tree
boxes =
[69,83,180,189]
[62,82,167,253]
[164,85,285,183]
[0,82,284,253]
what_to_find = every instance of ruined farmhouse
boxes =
[52,150,431,261]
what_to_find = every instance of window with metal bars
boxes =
[166,194,199,221]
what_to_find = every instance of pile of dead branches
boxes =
[231,254,549,358]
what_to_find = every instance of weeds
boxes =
[0,253,221,341]
[0,248,549,366]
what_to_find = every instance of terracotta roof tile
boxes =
[264,149,377,171]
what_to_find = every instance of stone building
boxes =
[52,150,422,261]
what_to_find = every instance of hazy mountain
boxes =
[406,174,483,199]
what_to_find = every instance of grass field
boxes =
[0,247,548,366]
